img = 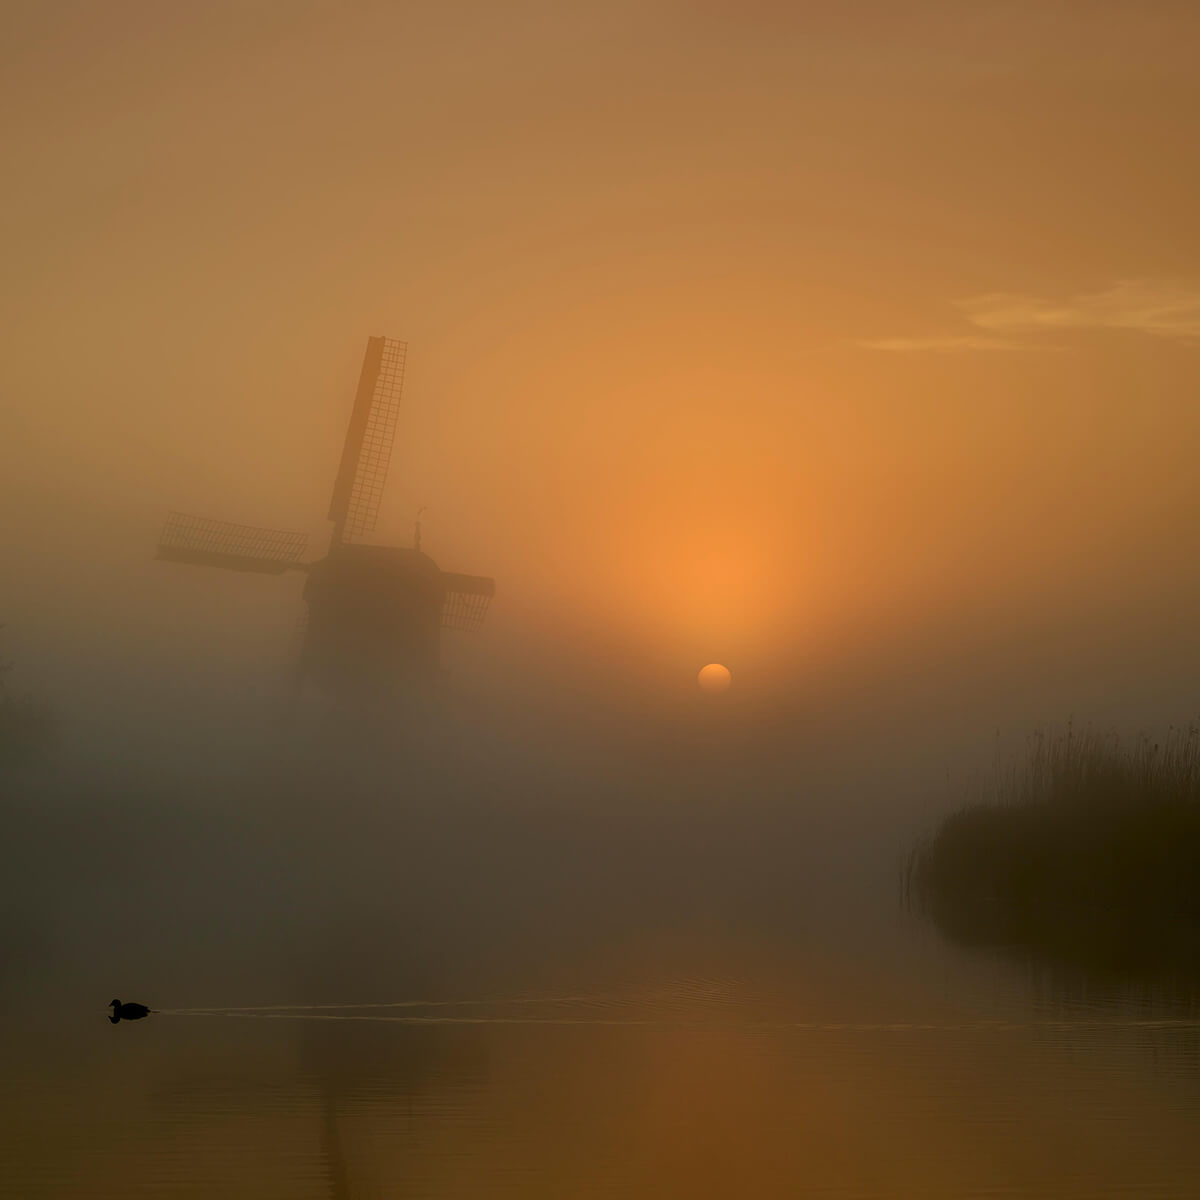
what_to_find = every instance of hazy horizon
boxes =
[5,4,1200,787]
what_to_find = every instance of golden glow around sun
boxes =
[698,663,732,693]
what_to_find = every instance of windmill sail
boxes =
[327,336,407,546]
[154,335,495,701]
[156,511,309,575]
[440,572,495,631]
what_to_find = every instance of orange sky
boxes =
[4,1,1200,734]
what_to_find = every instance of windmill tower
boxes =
[155,336,494,701]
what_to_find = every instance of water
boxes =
[7,931,1200,1198]
[6,757,1200,1198]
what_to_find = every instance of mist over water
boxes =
[8,360,1200,1193]
[6,499,1200,1194]
[7,1,1200,1194]
[7,637,1200,1197]
[7,457,1200,1167]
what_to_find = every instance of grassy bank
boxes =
[909,725,1200,972]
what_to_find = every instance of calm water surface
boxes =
[6,929,1200,1199]
[6,752,1200,1199]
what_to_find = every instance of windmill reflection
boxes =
[298,1008,488,1199]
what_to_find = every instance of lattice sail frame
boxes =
[156,511,309,574]
[328,336,408,544]
[440,572,495,632]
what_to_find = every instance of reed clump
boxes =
[909,724,1200,970]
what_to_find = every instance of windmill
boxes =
[155,336,494,701]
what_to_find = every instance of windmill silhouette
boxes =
[155,336,494,701]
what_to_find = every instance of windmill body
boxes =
[155,337,494,701]
[302,544,445,697]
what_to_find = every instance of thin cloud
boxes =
[861,279,1200,352]
[962,280,1200,343]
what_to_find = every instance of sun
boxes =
[697,663,732,693]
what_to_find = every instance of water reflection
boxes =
[8,941,1200,1198]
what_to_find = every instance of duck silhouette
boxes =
[109,999,152,1023]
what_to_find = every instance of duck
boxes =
[109,999,152,1023]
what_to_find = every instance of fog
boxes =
[5,1,1200,1022]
